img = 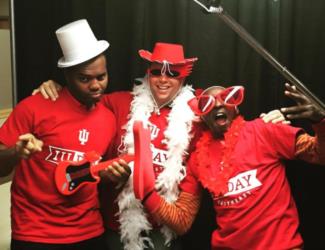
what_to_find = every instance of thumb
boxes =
[19,133,43,152]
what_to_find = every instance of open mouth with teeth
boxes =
[156,85,170,91]
[214,112,228,126]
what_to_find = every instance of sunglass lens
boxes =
[198,95,214,113]
[220,87,243,105]
[149,69,162,76]
[166,70,180,77]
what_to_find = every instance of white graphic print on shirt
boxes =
[215,169,262,206]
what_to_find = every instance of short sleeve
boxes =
[180,154,202,195]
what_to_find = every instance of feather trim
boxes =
[117,78,195,249]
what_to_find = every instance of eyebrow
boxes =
[78,72,107,78]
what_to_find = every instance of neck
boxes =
[67,85,95,110]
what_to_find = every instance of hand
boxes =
[260,109,290,124]
[32,80,62,101]
[99,159,131,184]
[281,83,325,123]
[15,133,43,159]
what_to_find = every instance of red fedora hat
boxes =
[138,42,198,65]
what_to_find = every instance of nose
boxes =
[89,79,101,90]
[214,98,223,108]
[159,74,169,82]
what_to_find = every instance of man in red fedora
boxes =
[33,42,286,250]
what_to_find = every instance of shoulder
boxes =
[101,91,132,107]
[247,118,301,132]
[13,93,54,114]
[242,118,303,141]
[101,91,133,115]
[96,102,116,118]
[103,91,132,102]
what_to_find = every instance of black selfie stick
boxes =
[192,0,325,111]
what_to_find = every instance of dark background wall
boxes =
[12,0,325,249]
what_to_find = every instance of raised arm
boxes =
[132,120,201,235]
[281,83,325,122]
[0,133,43,176]
[281,83,325,164]
[133,159,201,236]
[32,80,63,101]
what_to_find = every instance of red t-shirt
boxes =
[0,88,116,243]
[181,119,304,250]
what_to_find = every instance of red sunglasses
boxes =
[188,86,245,115]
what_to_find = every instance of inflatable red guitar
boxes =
[55,151,134,195]
[133,120,154,201]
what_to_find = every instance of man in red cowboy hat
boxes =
[0,19,125,250]
[132,83,325,250]
[102,42,199,250]
[33,42,286,250]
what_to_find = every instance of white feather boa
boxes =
[117,79,195,250]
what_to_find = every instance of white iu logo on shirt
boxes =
[79,129,90,145]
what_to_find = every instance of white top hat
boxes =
[56,19,109,68]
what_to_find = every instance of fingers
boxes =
[101,160,131,183]
[31,89,40,96]
[36,80,61,101]
[111,160,131,178]
[20,134,43,152]
[283,110,312,120]
[281,120,291,125]
[281,104,324,122]
[118,159,132,175]
[284,91,307,105]
[283,83,325,122]
[270,116,291,125]
[16,134,43,159]
[284,83,298,93]
[261,109,288,124]
[284,83,309,105]
[43,80,61,101]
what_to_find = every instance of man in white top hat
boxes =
[0,19,128,250]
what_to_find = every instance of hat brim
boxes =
[58,40,109,68]
[138,49,198,65]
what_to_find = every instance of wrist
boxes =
[311,116,325,124]
[12,145,21,159]
[142,190,161,213]
[312,118,325,132]
[142,188,155,204]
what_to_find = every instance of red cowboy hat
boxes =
[138,42,198,65]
